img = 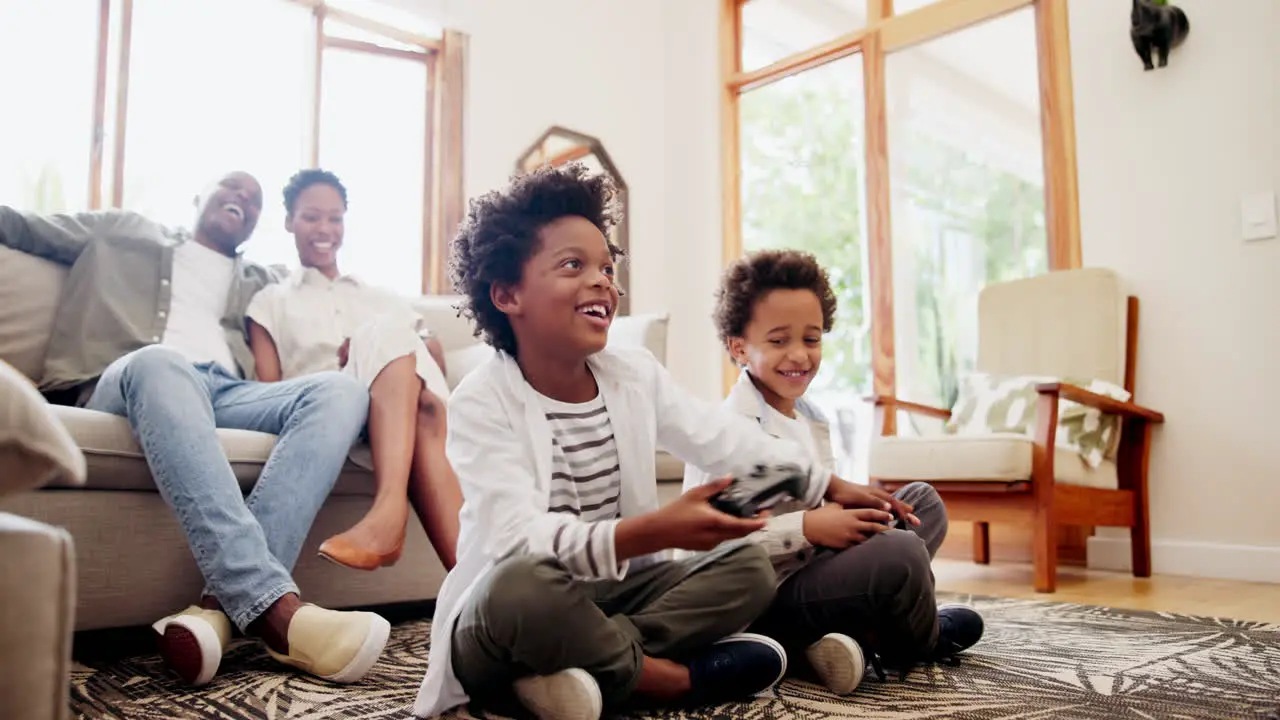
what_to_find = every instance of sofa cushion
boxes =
[45,405,376,496]
[870,432,1118,490]
[0,360,85,496]
[609,313,670,365]
[0,246,67,382]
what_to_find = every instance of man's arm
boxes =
[651,353,830,507]
[0,207,138,265]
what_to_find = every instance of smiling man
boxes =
[0,171,392,688]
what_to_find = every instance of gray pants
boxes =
[750,482,948,666]
[451,542,776,711]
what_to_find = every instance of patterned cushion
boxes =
[946,372,1130,468]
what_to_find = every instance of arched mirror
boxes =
[516,126,630,316]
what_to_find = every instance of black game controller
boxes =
[709,462,809,518]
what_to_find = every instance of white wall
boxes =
[447,0,666,340]
[1070,0,1280,582]
[437,0,726,397]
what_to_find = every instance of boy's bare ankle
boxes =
[248,593,303,655]
[633,656,691,701]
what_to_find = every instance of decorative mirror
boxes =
[516,126,630,316]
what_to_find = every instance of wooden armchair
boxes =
[867,268,1165,593]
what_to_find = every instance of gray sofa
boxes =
[0,244,683,632]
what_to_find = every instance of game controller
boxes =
[709,462,809,518]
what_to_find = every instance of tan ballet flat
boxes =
[317,535,403,571]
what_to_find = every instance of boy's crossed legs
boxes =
[751,482,983,687]
[452,542,785,718]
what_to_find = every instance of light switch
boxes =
[1241,191,1277,242]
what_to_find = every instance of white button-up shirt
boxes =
[245,266,424,381]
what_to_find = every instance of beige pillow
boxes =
[0,359,86,496]
[946,371,1129,468]
[0,245,68,382]
[608,313,670,366]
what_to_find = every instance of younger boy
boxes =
[684,249,985,694]
[412,166,831,720]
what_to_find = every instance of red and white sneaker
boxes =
[152,606,233,686]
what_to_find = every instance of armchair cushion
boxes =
[870,433,1119,490]
[946,372,1129,468]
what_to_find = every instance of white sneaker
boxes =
[513,667,603,720]
[806,633,865,694]
[152,606,233,686]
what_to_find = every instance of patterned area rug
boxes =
[70,594,1280,720]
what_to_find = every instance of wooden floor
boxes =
[934,559,1280,624]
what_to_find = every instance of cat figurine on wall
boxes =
[1130,0,1190,71]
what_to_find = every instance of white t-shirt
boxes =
[763,403,831,483]
[161,241,237,374]
[539,392,622,523]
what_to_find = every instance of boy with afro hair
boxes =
[683,249,985,694]
[411,165,832,720]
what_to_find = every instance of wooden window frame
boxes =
[719,0,1082,409]
[85,0,465,295]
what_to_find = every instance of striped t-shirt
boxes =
[539,392,622,521]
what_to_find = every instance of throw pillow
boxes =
[946,371,1129,468]
[0,359,86,496]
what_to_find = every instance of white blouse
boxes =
[245,267,428,382]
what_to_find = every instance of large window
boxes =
[1,0,464,296]
[123,0,310,271]
[319,44,429,296]
[0,0,100,213]
[740,56,871,481]
[888,8,1048,412]
[724,0,1081,474]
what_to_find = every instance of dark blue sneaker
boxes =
[932,604,985,661]
[683,633,787,706]
[862,604,985,682]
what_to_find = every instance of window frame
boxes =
[720,0,1081,417]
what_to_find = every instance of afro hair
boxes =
[282,168,348,216]
[449,162,625,356]
[713,248,837,350]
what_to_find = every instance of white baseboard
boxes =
[1087,535,1280,584]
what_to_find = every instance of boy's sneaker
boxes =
[153,606,233,686]
[805,633,865,694]
[513,667,602,720]
[932,604,985,660]
[683,632,788,706]
[863,605,986,683]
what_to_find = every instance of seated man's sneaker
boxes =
[264,605,391,683]
[513,667,603,720]
[683,632,788,706]
[933,604,985,660]
[153,606,233,686]
[805,632,865,695]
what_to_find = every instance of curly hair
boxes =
[450,162,625,356]
[282,169,348,215]
[714,249,838,349]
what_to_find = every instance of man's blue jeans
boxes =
[86,345,369,630]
